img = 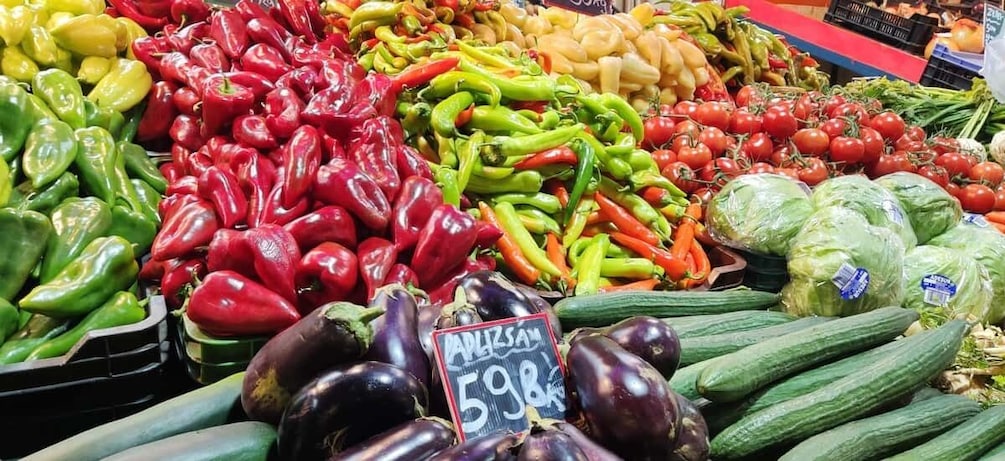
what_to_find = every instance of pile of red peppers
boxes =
[134,0,501,337]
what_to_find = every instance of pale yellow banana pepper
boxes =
[76,55,110,84]
[21,24,58,65]
[0,5,33,46]
[87,58,151,112]
[37,0,103,16]
[49,13,117,57]
[1,46,39,81]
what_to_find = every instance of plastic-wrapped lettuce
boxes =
[781,206,906,317]
[707,173,813,256]
[811,175,918,248]
[927,223,1005,323]
[874,172,962,244]
[902,245,993,322]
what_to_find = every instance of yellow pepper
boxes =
[76,55,110,84]
[0,5,34,46]
[0,0,24,7]
[2,46,40,82]
[48,13,116,57]
[43,9,70,29]
[38,0,102,16]
[87,58,151,112]
[20,24,58,65]
[116,17,146,57]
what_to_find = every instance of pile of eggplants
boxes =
[238,271,708,461]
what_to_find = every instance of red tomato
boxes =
[829,102,870,125]
[729,110,762,135]
[869,111,906,140]
[869,153,911,177]
[651,149,677,171]
[823,94,847,115]
[930,137,960,155]
[894,135,925,152]
[798,157,829,186]
[762,107,799,140]
[829,136,865,164]
[770,146,795,168]
[671,134,694,154]
[734,85,760,108]
[917,165,950,188]
[678,143,713,170]
[970,161,1005,186]
[946,182,962,198]
[775,167,801,181]
[935,152,973,177]
[792,128,830,156]
[994,187,1005,211]
[698,127,729,155]
[905,125,926,141]
[858,127,886,164]
[662,161,700,194]
[675,120,702,138]
[819,118,848,139]
[959,184,997,213]
[699,157,741,187]
[694,102,732,131]
[658,104,674,117]
[792,94,817,122]
[747,162,776,174]
[643,116,676,149]
[740,132,774,162]
[673,101,700,118]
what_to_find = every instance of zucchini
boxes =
[663,310,796,339]
[979,440,1005,461]
[101,422,277,461]
[698,307,919,402]
[779,393,980,461]
[669,358,719,401]
[24,372,245,461]
[709,320,967,460]
[886,404,1005,461]
[554,290,781,328]
[679,316,832,366]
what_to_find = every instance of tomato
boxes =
[747,162,776,174]
[868,153,912,177]
[829,102,870,125]
[970,161,1005,186]
[651,149,677,171]
[946,182,962,198]
[893,135,925,152]
[905,125,926,142]
[690,188,715,213]
[828,136,865,164]
[869,112,906,141]
[819,118,848,139]
[658,104,675,117]
[792,128,830,156]
[694,102,732,131]
[678,143,713,170]
[729,110,762,135]
[994,187,1005,211]
[662,161,700,194]
[917,165,950,188]
[930,136,960,155]
[698,127,729,155]
[958,184,997,213]
[762,106,799,140]
[699,157,741,187]
[792,94,817,122]
[823,94,847,115]
[734,85,760,108]
[935,152,973,178]
[673,101,700,118]
[675,120,702,138]
[671,134,694,154]
[775,167,801,181]
[770,146,795,168]
[797,157,829,186]
[642,116,676,149]
[858,127,885,164]
[740,132,774,162]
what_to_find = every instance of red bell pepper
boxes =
[352,73,396,118]
[201,75,255,137]
[321,133,346,162]
[206,228,256,278]
[426,257,494,306]
[187,146,213,178]
[197,166,248,229]
[473,220,503,250]
[233,115,278,150]
[135,0,170,18]
[160,163,183,185]
[172,86,201,116]
[275,68,317,99]
[277,0,319,43]
[189,43,230,73]
[263,88,304,140]
[130,36,171,76]
[250,183,310,227]
[244,224,301,304]
[316,59,356,91]
[140,257,178,282]
[166,175,199,196]
[391,176,443,252]
[161,259,206,309]
[160,52,199,87]
[358,237,397,301]
[384,263,419,288]
[412,205,479,287]
[349,116,402,201]
[295,242,358,313]
[107,0,168,31]
[158,193,200,223]
[235,151,276,212]
[240,44,292,83]
[396,145,433,181]
[314,158,391,232]
[283,206,357,252]
[165,22,207,56]
[209,9,248,59]
[151,199,219,261]
[187,270,301,337]
[170,0,210,23]
[224,71,276,101]
[319,104,377,141]
[137,81,177,142]
[282,125,322,208]
[389,57,460,94]
[301,87,354,128]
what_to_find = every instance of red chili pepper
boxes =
[358,237,398,301]
[161,259,206,309]
[455,104,475,128]
[169,115,205,152]
[391,176,444,252]
[106,0,168,30]
[137,81,177,142]
[282,125,323,208]
[389,57,460,93]
[313,157,390,231]
[189,43,230,73]
[472,0,495,11]
[283,205,357,252]
[513,146,578,169]
[610,232,688,281]
[767,55,789,70]
[412,204,479,287]
[151,199,219,261]
[594,192,661,246]
[170,0,210,23]
[208,9,247,59]
[244,224,301,304]
[640,186,673,208]
[396,145,432,181]
[349,116,403,202]
[509,100,549,113]
[240,44,293,83]
[188,270,301,337]
[277,0,319,43]
[295,242,358,313]
[130,36,171,76]
[197,166,248,229]
[275,68,317,100]
[252,181,311,227]
[384,263,419,288]
[454,12,475,28]
[201,75,256,137]
[206,228,256,278]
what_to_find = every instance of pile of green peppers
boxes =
[0,72,163,365]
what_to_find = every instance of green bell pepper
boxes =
[32,68,87,130]
[118,142,166,194]
[107,205,157,256]
[130,178,161,224]
[0,298,19,340]
[40,197,113,283]
[73,126,119,204]
[20,236,138,318]
[84,100,124,138]
[26,291,145,360]
[8,172,79,215]
[22,118,77,189]
[0,156,10,207]
[0,314,68,364]
[0,209,52,301]
[0,82,33,161]
[112,145,145,214]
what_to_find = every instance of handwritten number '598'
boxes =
[457,361,551,434]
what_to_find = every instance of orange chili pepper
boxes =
[594,192,660,246]
[546,233,575,289]
[610,232,688,281]
[455,104,475,127]
[479,202,540,284]
[599,278,660,293]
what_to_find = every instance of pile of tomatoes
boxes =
[643,85,1005,214]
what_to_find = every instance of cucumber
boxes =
[709,320,967,460]
[779,393,980,461]
[679,316,832,366]
[698,307,919,402]
[24,372,245,461]
[886,404,1005,461]
[554,289,781,328]
[663,310,796,339]
[979,440,1005,461]
[101,422,277,461]
[669,358,719,401]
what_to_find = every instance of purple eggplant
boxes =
[458,271,561,340]
[668,393,709,461]
[417,302,444,363]
[551,422,622,461]
[428,431,521,461]
[518,427,588,461]
[513,283,563,339]
[365,284,430,387]
[278,361,429,461]
[601,316,680,379]
[242,302,383,425]
[436,287,484,330]
[567,335,681,460]
[331,417,456,461]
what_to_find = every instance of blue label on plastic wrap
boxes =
[921,274,957,306]
[963,213,990,228]
[832,263,870,300]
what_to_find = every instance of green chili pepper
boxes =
[600,258,665,279]
[628,149,658,173]
[434,131,458,168]
[402,102,433,136]
[465,105,541,134]
[565,137,596,224]
[73,126,119,204]
[574,234,609,296]
[40,197,113,283]
[0,314,68,364]
[473,163,513,179]
[357,52,375,72]
[540,110,560,130]
[630,170,687,197]
[0,208,52,301]
[563,197,594,249]
[131,178,162,224]
[598,176,669,239]
[456,41,516,70]
[515,208,561,235]
[480,124,582,166]
[32,68,86,130]
[118,141,167,194]
[435,166,461,207]
[494,192,562,215]
[493,202,562,277]
[0,298,18,340]
[26,291,145,360]
[569,237,632,265]
[22,119,77,189]
[467,170,543,194]
[456,135,478,193]
[430,91,474,138]
[598,93,644,141]
[423,71,502,107]
[578,132,631,181]
[8,172,79,215]
[458,59,556,101]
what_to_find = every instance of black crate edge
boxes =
[825,0,943,55]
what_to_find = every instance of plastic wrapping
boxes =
[983,37,1005,104]
[902,245,993,322]
[928,223,1005,323]
[874,172,962,244]
[707,173,814,257]
[781,206,906,317]
[811,175,917,249]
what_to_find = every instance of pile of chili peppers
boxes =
[135,0,500,337]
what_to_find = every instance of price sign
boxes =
[543,0,613,16]
[986,3,1005,46]
[432,313,567,442]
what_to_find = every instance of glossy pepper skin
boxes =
[7,172,79,215]
[26,291,146,360]
[88,58,152,113]
[151,199,219,261]
[349,116,402,202]
[40,197,112,283]
[107,204,158,256]
[32,69,86,130]
[391,176,443,252]
[0,82,36,162]
[263,88,304,140]
[19,236,138,318]
[232,115,278,151]
[0,209,52,301]
[295,242,358,313]
[241,43,292,83]
[22,119,77,189]
[189,42,229,73]
[201,74,255,137]
[136,81,177,143]
[73,126,119,204]
[198,166,247,229]
[412,205,479,287]
[251,182,310,227]
[119,141,168,194]
[245,224,301,304]
[209,9,248,59]
[396,145,432,181]
[283,205,357,252]
[161,259,206,309]
[187,270,301,337]
[282,125,322,208]
[358,237,398,301]
[314,158,391,232]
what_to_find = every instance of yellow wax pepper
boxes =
[116,17,146,59]
[49,13,117,57]
[87,58,152,112]
[37,0,103,16]
[43,10,71,30]
[21,24,59,65]
[0,5,34,46]
[76,55,111,85]
[1,46,40,82]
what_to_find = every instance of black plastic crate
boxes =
[825,0,942,55]
[920,44,982,90]
[735,248,790,294]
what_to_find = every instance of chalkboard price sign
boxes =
[432,313,567,442]
[986,3,1005,46]
[543,0,613,16]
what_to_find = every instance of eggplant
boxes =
[428,431,521,461]
[600,316,680,379]
[417,302,444,363]
[365,284,430,387]
[427,289,486,418]
[518,427,589,461]
[459,271,562,340]
[668,394,709,461]
[278,361,429,461]
[567,335,680,460]
[513,283,563,338]
[331,417,455,461]
[242,302,383,425]
[551,422,623,461]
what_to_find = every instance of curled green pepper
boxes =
[479,124,583,165]
[430,91,474,138]
[467,170,543,194]
[515,208,561,235]
[494,192,562,215]
[466,105,541,134]
[598,93,644,142]
[574,234,609,296]
[423,71,502,107]
[458,58,556,101]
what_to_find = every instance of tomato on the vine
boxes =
[823,94,847,115]
[829,136,865,164]
[917,165,950,188]
[673,101,700,118]
[770,146,795,168]
[935,152,973,178]
[946,182,962,199]
[829,102,870,125]
[678,143,713,170]
[930,137,960,155]
[747,162,776,174]
[819,118,848,139]
[775,167,801,181]
[698,127,729,155]
[651,149,677,171]
[741,132,774,162]
[792,94,817,122]
[969,161,1005,186]
[671,135,694,154]
[792,128,830,156]
[868,153,913,177]
[729,110,762,135]
[675,120,702,138]
[643,116,676,149]
[762,106,799,140]
[699,157,741,187]
[959,184,996,213]
[734,85,761,108]
[995,187,1005,211]
[694,102,732,131]
[797,157,829,186]
[905,125,926,141]
[662,161,700,194]
[858,127,885,164]
[868,112,906,141]
[894,135,925,152]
